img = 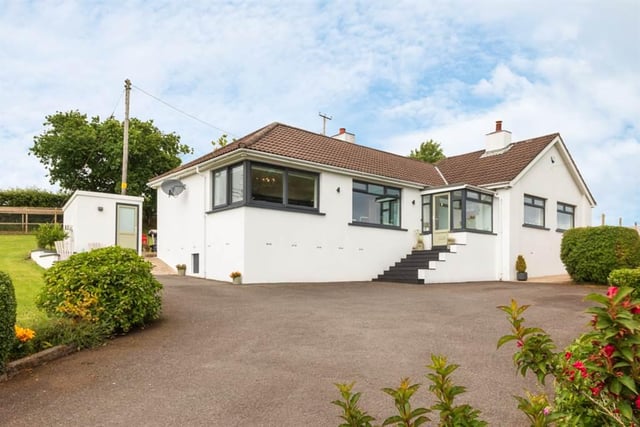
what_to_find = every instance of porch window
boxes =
[466,191,493,232]
[557,202,575,231]
[451,190,463,230]
[524,194,546,227]
[421,189,493,234]
[250,163,318,209]
[421,195,431,233]
[352,181,400,227]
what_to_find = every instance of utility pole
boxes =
[121,79,131,195]
[319,112,332,135]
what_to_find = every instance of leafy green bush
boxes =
[36,246,162,333]
[499,287,640,425]
[35,223,68,249]
[332,355,487,426]
[560,226,640,284]
[609,268,640,291]
[0,271,17,372]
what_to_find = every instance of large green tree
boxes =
[408,139,445,164]
[30,110,192,225]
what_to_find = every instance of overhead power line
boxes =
[130,83,238,138]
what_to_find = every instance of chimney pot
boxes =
[339,127,346,134]
[495,120,502,132]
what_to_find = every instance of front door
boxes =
[432,193,450,247]
[116,203,139,252]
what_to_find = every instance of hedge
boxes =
[608,268,640,291]
[561,226,640,284]
[0,271,17,372]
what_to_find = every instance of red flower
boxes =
[607,286,618,298]
[603,344,615,358]
[572,361,588,378]
[632,306,640,315]
[565,351,572,361]
[516,340,524,348]
[636,395,640,409]
[590,384,603,396]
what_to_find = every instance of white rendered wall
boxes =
[505,145,593,279]
[419,232,499,283]
[156,173,206,274]
[63,191,143,255]
[219,172,423,283]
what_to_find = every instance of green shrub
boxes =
[35,223,68,250]
[560,226,640,284]
[36,246,162,333]
[0,271,17,372]
[32,318,110,351]
[608,268,640,291]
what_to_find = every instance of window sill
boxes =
[349,222,407,231]
[208,202,325,216]
[522,224,550,231]
[556,228,571,233]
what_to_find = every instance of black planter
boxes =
[517,272,528,281]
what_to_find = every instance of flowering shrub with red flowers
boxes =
[498,285,640,426]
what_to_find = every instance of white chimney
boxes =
[485,120,512,151]
[332,127,356,143]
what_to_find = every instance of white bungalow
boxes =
[147,121,595,284]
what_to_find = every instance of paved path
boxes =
[0,278,599,426]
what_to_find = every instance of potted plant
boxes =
[230,271,242,285]
[176,264,187,276]
[515,255,527,281]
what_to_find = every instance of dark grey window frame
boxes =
[556,202,575,232]
[523,194,548,229]
[421,189,494,234]
[351,180,402,229]
[210,161,321,214]
[212,162,246,209]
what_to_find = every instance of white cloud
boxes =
[0,0,637,224]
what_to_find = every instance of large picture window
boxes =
[250,163,318,209]
[524,194,546,227]
[352,181,401,227]
[557,202,575,231]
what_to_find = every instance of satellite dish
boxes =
[161,179,186,197]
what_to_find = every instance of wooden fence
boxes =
[0,207,63,233]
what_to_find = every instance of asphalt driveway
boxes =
[0,278,598,426]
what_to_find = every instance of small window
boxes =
[352,181,401,227]
[421,195,431,233]
[213,169,228,207]
[557,202,575,231]
[192,253,200,274]
[524,195,546,227]
[230,164,244,203]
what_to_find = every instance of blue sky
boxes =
[1,0,638,225]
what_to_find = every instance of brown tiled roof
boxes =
[152,122,446,186]
[435,133,559,186]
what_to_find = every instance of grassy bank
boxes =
[0,234,47,326]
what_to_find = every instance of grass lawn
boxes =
[0,234,48,326]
